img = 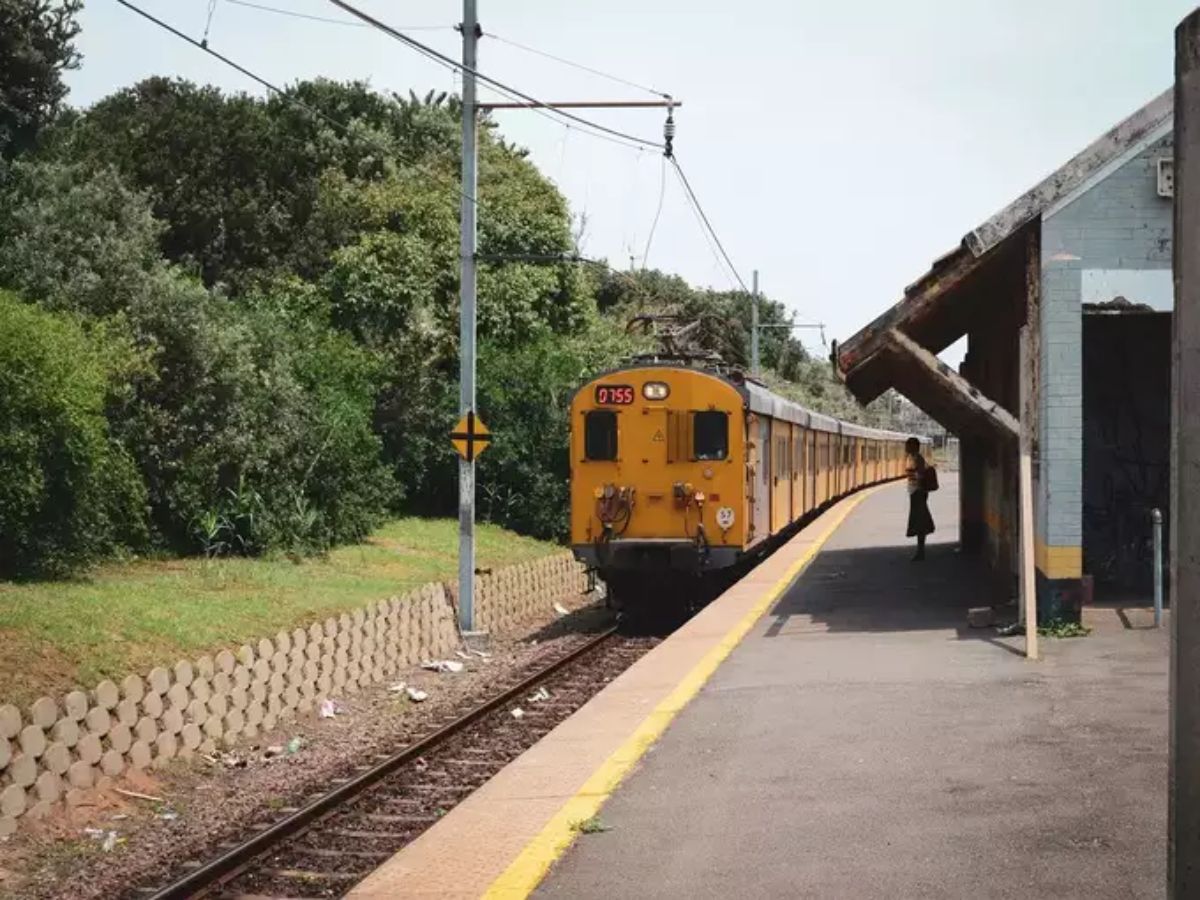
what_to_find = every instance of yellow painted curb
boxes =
[483,485,883,899]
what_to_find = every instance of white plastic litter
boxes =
[406,687,429,703]
[422,660,464,674]
[319,699,337,719]
[553,602,569,617]
[527,687,550,703]
[388,681,407,693]
[510,707,525,719]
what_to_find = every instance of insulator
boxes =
[664,116,676,142]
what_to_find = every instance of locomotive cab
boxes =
[569,366,747,576]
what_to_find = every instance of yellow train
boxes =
[569,362,913,604]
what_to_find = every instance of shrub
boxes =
[112,273,395,555]
[0,291,146,577]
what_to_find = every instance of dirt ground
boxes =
[0,599,612,900]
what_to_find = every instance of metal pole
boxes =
[1019,323,1039,660]
[751,270,760,377]
[1171,10,1200,895]
[457,0,479,635]
[1154,508,1164,628]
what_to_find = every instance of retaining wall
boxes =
[0,551,589,837]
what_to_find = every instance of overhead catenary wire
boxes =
[224,0,451,30]
[668,155,748,293]
[324,0,665,153]
[642,155,667,270]
[483,30,671,101]
[114,0,481,212]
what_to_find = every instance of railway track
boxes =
[134,626,654,900]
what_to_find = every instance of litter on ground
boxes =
[422,660,464,674]
[511,707,525,719]
[528,687,550,703]
[406,687,429,703]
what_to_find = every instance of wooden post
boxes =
[1170,9,1200,895]
[1019,323,1039,661]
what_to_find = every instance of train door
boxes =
[821,432,832,504]
[811,432,820,513]
[751,416,770,542]
[794,425,805,520]
[770,419,789,534]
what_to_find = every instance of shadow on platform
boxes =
[764,538,1021,654]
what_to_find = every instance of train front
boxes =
[569,365,747,598]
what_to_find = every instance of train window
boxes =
[583,410,618,461]
[693,411,729,461]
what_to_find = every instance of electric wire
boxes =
[114,0,481,212]
[642,154,667,269]
[483,30,670,100]
[668,155,749,293]
[224,0,450,30]
[324,0,665,152]
[202,0,218,44]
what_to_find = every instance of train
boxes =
[568,360,915,608]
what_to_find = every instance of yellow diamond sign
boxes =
[450,411,491,462]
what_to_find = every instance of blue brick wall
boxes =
[1037,132,1173,555]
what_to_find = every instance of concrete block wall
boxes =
[0,551,588,837]
[1037,131,1173,604]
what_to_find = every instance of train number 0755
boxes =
[594,384,635,405]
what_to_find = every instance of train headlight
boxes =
[642,381,670,400]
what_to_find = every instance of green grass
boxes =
[0,518,559,706]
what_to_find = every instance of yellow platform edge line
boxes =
[483,484,882,900]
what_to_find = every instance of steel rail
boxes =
[146,625,620,899]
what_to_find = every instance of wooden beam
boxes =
[883,328,1020,440]
[835,246,978,378]
[1171,10,1200,896]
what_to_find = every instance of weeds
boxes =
[571,815,610,834]
[1038,619,1091,638]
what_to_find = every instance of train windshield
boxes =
[693,411,728,461]
[584,410,618,461]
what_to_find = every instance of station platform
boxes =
[351,476,1168,899]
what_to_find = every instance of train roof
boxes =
[576,361,921,443]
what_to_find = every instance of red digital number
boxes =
[595,384,634,405]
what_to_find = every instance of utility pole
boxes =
[751,269,760,377]
[1171,8,1200,896]
[458,0,480,635]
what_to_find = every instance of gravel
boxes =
[0,602,615,900]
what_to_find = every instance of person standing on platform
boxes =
[905,436,934,561]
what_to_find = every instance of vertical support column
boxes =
[1171,9,1200,895]
[457,0,480,635]
[1019,322,1039,661]
[751,270,760,377]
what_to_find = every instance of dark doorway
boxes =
[1082,310,1171,597]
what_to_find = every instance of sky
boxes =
[66,0,1196,362]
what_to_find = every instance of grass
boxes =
[1038,619,1092,638]
[0,518,560,706]
[570,815,610,834]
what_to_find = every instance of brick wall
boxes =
[1037,132,1173,595]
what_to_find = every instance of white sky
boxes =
[67,0,1195,361]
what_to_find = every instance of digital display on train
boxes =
[594,384,635,405]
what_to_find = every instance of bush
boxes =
[112,273,395,555]
[0,291,146,577]
[0,161,163,316]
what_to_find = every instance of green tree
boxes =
[0,0,82,160]
[0,161,163,315]
[0,291,147,577]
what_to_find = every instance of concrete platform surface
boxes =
[537,477,1168,899]
[348,484,881,900]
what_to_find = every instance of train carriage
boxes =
[569,362,915,607]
